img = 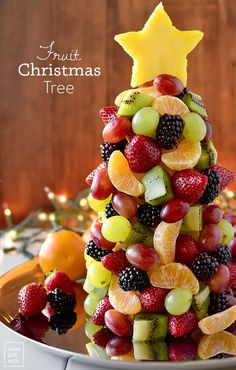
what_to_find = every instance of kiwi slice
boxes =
[142,165,166,202]
[122,222,154,248]
[118,91,153,116]
[133,313,168,342]
[181,205,203,232]
[183,91,208,118]
[197,140,218,170]
[193,284,210,320]
[86,342,109,359]
[133,341,168,361]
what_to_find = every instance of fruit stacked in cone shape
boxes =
[84,2,236,362]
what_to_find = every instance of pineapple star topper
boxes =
[114,2,203,87]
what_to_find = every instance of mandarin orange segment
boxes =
[198,305,236,335]
[198,331,236,359]
[161,139,201,171]
[152,95,189,117]
[108,275,141,315]
[154,220,182,264]
[150,262,199,294]
[108,151,145,197]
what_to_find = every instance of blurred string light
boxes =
[0,187,94,258]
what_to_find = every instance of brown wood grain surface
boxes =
[0,0,235,224]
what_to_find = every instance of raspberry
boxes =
[208,293,229,315]
[17,283,47,317]
[86,240,112,261]
[93,327,114,348]
[192,252,218,281]
[92,296,113,326]
[172,169,208,204]
[99,106,118,125]
[156,114,184,149]
[101,250,130,275]
[47,288,76,312]
[210,165,235,192]
[175,234,199,265]
[105,202,118,218]
[124,135,161,173]
[100,140,127,162]
[168,309,198,337]
[212,245,231,265]
[139,286,169,313]
[86,162,106,186]
[138,204,161,228]
[118,266,149,292]
[49,311,77,334]
[44,271,75,295]
[168,337,197,361]
[199,169,220,204]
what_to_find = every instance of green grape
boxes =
[217,219,234,244]
[183,112,206,143]
[85,318,102,340]
[87,261,112,288]
[88,194,112,212]
[101,215,131,242]
[83,276,95,294]
[86,258,96,269]
[165,288,192,315]
[132,107,159,138]
[91,287,108,300]
[84,293,100,316]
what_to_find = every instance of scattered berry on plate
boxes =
[17,283,47,317]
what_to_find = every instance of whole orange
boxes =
[39,230,86,281]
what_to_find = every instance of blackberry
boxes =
[86,240,112,261]
[100,140,127,162]
[156,114,184,149]
[118,266,149,292]
[192,252,218,281]
[105,202,118,218]
[212,245,231,265]
[209,293,229,315]
[47,288,76,312]
[176,87,187,100]
[49,310,77,334]
[199,169,220,204]
[137,204,161,228]
[212,353,233,359]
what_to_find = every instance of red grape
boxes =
[153,74,184,96]
[126,244,159,271]
[90,165,115,200]
[228,295,236,307]
[229,237,236,258]
[198,224,222,253]
[207,264,229,293]
[160,199,190,223]
[138,80,153,88]
[112,192,138,218]
[90,219,116,250]
[106,336,132,357]
[201,120,212,142]
[102,117,131,143]
[224,211,236,226]
[104,309,133,337]
[203,205,223,225]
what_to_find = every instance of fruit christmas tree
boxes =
[83,2,236,361]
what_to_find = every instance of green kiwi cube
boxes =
[197,141,218,170]
[133,341,168,361]
[122,222,154,248]
[181,205,203,232]
[148,168,174,206]
[86,343,109,359]
[183,91,208,118]
[193,284,210,320]
[142,165,166,202]
[133,313,168,342]
[118,91,153,116]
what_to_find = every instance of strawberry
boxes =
[99,106,118,125]
[168,337,197,361]
[172,169,208,204]
[227,260,236,289]
[101,250,130,274]
[211,165,235,192]
[9,315,32,338]
[18,283,47,317]
[139,286,169,313]
[175,234,199,265]
[93,327,115,348]
[168,309,198,337]
[86,162,106,186]
[124,135,161,173]
[24,314,49,341]
[92,296,113,326]
[44,271,75,296]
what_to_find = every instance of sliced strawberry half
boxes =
[85,162,107,186]
[210,165,235,192]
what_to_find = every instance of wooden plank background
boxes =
[0,0,236,225]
